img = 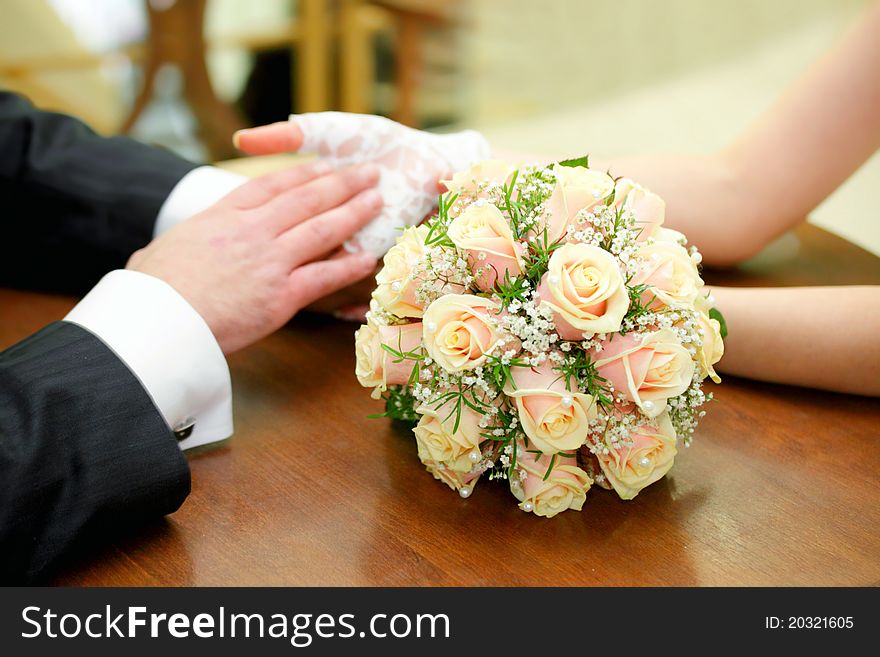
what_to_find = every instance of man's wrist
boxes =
[64,270,234,450]
[155,166,247,237]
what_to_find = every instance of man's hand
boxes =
[127,161,381,353]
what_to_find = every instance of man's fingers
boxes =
[224,160,333,209]
[289,251,378,310]
[261,163,380,233]
[234,121,305,155]
[278,188,382,266]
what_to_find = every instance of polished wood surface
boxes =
[1,224,878,586]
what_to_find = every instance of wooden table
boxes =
[1,224,878,586]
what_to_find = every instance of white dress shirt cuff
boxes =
[154,166,247,237]
[64,270,233,451]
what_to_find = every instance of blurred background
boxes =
[1,0,877,253]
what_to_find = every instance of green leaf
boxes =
[709,307,728,338]
[542,453,557,481]
[557,155,589,169]
[452,396,463,434]
[377,385,420,424]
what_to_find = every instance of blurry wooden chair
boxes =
[0,0,460,161]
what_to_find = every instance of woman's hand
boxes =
[234,113,490,256]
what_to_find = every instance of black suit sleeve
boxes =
[0,92,199,294]
[0,322,191,583]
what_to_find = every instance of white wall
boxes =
[463,0,879,254]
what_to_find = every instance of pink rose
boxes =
[595,411,678,499]
[422,294,503,372]
[441,159,516,197]
[510,446,592,517]
[537,243,629,339]
[428,464,481,495]
[372,225,428,318]
[379,323,424,385]
[447,202,524,290]
[593,329,694,416]
[613,178,666,241]
[354,320,423,397]
[631,240,702,309]
[504,361,596,454]
[538,165,615,243]
[414,402,484,496]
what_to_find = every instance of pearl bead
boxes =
[560,395,573,408]
[390,281,402,293]
[468,450,481,463]
[522,501,534,513]
[458,486,472,499]
[638,456,651,468]
[707,295,716,305]
[691,251,703,264]
[425,322,437,333]
[592,191,602,199]
[549,275,560,285]
[642,400,655,412]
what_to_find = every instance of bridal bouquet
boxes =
[355,157,725,518]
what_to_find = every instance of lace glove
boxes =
[288,113,490,256]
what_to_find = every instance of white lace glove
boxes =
[288,113,490,256]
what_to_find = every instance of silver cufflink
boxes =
[173,417,196,441]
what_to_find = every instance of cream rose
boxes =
[354,319,423,398]
[414,405,482,463]
[414,405,483,495]
[428,464,481,495]
[614,178,666,241]
[447,201,523,290]
[505,361,596,454]
[632,240,703,308]
[653,227,687,245]
[422,294,503,372]
[510,447,592,518]
[593,329,695,417]
[696,311,724,383]
[539,165,615,242]
[694,287,713,313]
[442,159,516,196]
[537,243,629,339]
[596,411,677,500]
[372,225,428,318]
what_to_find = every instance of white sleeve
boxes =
[154,166,247,237]
[64,270,233,451]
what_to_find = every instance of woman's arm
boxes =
[711,285,880,396]
[591,3,880,265]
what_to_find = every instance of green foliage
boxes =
[557,155,590,168]
[380,335,426,387]
[620,282,656,335]
[599,205,628,251]
[522,226,564,285]
[552,349,613,407]
[492,270,531,310]
[424,192,458,248]
[483,352,530,392]
[369,385,420,424]
[709,307,728,338]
